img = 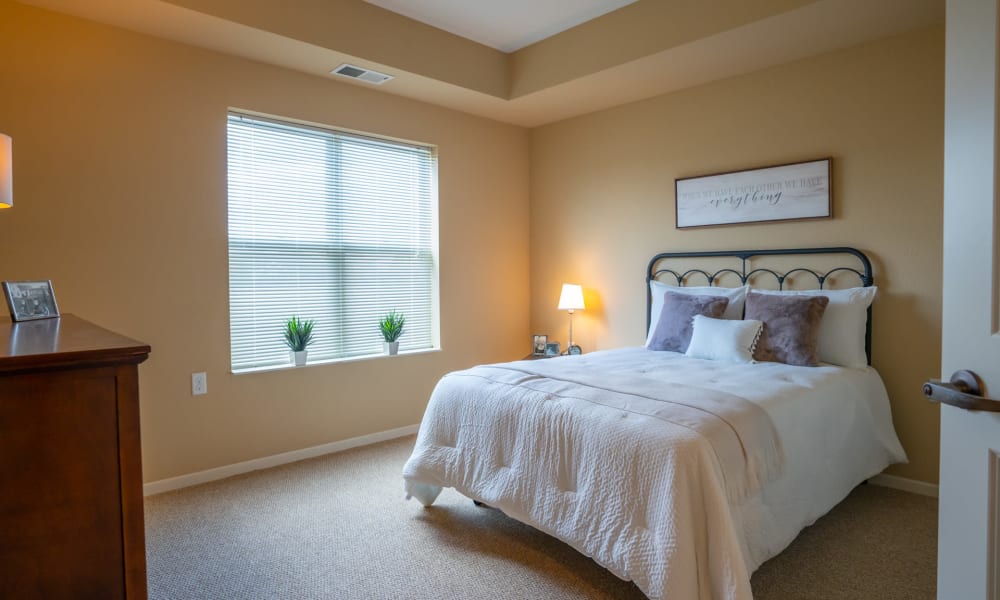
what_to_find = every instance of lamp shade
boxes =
[0,134,10,209]
[558,283,585,311]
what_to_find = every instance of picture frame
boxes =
[2,280,60,322]
[532,334,548,356]
[567,344,582,356]
[544,342,560,357]
[675,158,831,229]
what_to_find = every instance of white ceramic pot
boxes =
[384,341,399,356]
[291,350,307,366]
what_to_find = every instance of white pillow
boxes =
[685,315,762,363]
[754,286,877,368]
[647,281,749,345]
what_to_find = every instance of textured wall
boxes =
[0,1,530,482]
[529,27,944,484]
[0,0,945,486]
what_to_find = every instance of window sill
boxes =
[231,347,441,375]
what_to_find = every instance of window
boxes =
[227,112,438,371]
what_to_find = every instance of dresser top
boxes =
[0,314,150,373]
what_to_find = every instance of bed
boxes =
[402,247,907,600]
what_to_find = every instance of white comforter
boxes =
[402,347,906,600]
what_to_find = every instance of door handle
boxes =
[923,369,1000,412]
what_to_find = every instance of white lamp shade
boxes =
[0,134,10,209]
[558,283,585,311]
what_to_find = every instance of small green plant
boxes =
[379,310,405,342]
[283,316,315,352]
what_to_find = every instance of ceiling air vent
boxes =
[331,64,393,85]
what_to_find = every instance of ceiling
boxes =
[18,0,944,127]
[363,0,639,52]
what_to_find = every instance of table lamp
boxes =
[0,134,11,209]
[558,283,585,354]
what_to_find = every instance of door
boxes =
[939,1,1000,598]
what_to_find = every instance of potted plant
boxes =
[283,316,315,366]
[379,310,405,355]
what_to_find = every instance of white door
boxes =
[939,1,1000,598]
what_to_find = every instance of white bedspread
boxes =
[402,347,906,600]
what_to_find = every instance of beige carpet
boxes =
[145,436,936,599]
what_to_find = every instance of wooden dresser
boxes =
[0,315,151,599]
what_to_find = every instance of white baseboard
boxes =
[869,473,939,498]
[143,424,420,496]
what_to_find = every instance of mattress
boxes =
[403,347,906,599]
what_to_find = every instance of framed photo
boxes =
[675,158,831,228]
[532,334,548,356]
[3,280,60,322]
[567,344,582,355]
[544,342,560,357]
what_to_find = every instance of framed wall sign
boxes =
[675,158,831,229]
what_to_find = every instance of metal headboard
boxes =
[646,246,874,364]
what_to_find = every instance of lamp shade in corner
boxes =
[0,134,11,209]
[558,283,584,311]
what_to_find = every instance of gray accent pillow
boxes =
[745,291,830,366]
[648,291,729,352]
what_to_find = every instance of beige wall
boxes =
[0,1,530,482]
[529,27,944,484]
[0,1,945,486]
[161,0,511,98]
[510,0,814,97]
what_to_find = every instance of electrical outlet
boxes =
[192,372,207,396]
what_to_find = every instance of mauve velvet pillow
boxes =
[745,291,830,366]
[648,291,729,352]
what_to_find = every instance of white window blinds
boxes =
[227,112,438,371]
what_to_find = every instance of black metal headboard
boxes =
[646,246,874,364]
